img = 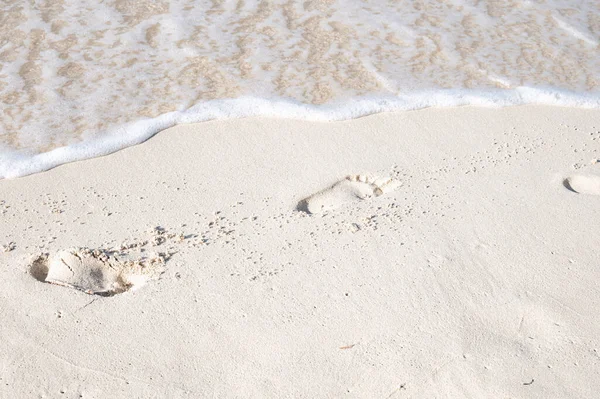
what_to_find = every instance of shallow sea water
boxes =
[0,0,599,177]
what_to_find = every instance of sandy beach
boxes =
[0,106,599,398]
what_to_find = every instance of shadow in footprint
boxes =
[563,178,577,193]
[29,254,49,282]
[296,199,310,213]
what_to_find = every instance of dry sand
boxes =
[1,106,599,398]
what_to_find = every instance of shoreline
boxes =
[1,106,600,397]
[4,90,600,180]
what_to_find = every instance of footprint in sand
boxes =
[564,165,600,196]
[29,248,166,296]
[299,174,402,214]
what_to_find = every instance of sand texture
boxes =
[1,107,599,398]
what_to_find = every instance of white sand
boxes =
[1,106,599,398]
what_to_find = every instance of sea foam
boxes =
[2,89,599,179]
[0,0,599,178]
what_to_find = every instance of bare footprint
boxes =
[299,174,401,214]
[29,248,166,296]
[565,165,600,196]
